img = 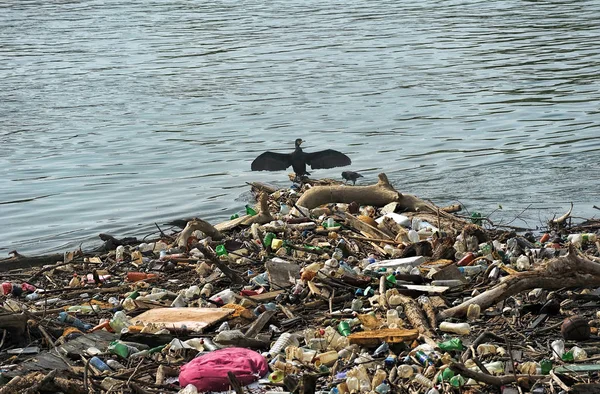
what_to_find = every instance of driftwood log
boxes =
[215,193,274,232]
[439,245,600,320]
[296,173,406,209]
[175,218,225,247]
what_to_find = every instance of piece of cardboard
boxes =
[134,307,233,332]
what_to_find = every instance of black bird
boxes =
[251,138,351,178]
[341,171,363,185]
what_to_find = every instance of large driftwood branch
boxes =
[449,362,544,386]
[176,218,224,247]
[438,245,600,320]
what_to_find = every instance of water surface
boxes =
[1,0,599,254]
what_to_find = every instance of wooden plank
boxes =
[249,290,285,302]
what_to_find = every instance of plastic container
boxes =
[439,322,471,335]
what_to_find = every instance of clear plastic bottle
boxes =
[184,285,201,299]
[408,230,420,243]
[200,283,213,298]
[109,311,132,333]
[115,245,125,262]
[386,309,400,327]
[269,333,294,358]
[371,368,387,390]
[413,373,433,388]
[476,343,497,356]
[69,274,81,288]
[397,364,414,378]
[551,339,565,360]
[209,289,236,305]
[346,376,359,393]
[572,346,587,361]
[466,304,481,321]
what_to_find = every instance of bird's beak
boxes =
[299,139,304,145]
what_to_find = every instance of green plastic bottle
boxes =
[438,338,464,352]
[540,359,552,375]
[245,204,257,216]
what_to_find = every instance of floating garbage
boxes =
[0,173,598,393]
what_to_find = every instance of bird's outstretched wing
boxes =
[251,151,292,171]
[306,149,351,169]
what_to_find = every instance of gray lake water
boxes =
[1,0,599,255]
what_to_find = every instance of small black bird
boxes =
[342,171,363,185]
[251,138,351,178]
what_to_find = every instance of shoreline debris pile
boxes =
[1,173,599,394]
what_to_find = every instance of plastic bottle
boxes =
[126,272,158,282]
[551,339,565,360]
[115,245,125,262]
[407,230,419,243]
[184,285,201,299]
[58,312,93,331]
[351,298,363,312]
[315,350,338,367]
[439,322,471,335]
[200,283,213,298]
[109,311,132,333]
[210,289,236,305]
[69,274,81,288]
[346,376,359,393]
[431,279,464,288]
[483,361,505,375]
[438,338,464,352]
[572,346,587,361]
[371,368,387,390]
[89,356,111,372]
[67,305,100,314]
[476,343,497,356]
[414,350,434,366]
[456,252,476,266]
[106,359,126,370]
[397,364,414,378]
[466,304,481,321]
[338,321,351,337]
[376,382,390,394]
[413,373,433,388]
[269,333,294,357]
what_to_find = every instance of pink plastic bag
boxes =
[179,347,268,392]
